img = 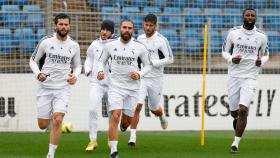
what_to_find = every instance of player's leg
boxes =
[227,77,241,153]
[231,79,256,153]
[109,109,121,157]
[128,103,142,147]
[148,77,167,129]
[47,88,70,158]
[107,88,125,157]
[129,81,147,146]
[86,84,104,152]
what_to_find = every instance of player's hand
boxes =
[130,71,140,80]
[97,71,104,80]
[255,56,262,67]
[67,74,77,85]
[232,55,242,64]
[37,73,47,82]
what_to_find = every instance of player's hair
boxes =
[120,19,134,28]
[144,13,157,24]
[101,20,115,34]
[54,13,71,25]
[242,8,256,16]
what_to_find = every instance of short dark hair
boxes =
[101,20,115,33]
[144,14,157,24]
[120,19,134,28]
[242,8,256,16]
[54,13,71,25]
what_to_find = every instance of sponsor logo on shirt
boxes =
[48,53,71,64]
[113,55,136,65]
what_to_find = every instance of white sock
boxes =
[48,144,57,156]
[129,129,136,142]
[110,141,118,154]
[232,136,241,147]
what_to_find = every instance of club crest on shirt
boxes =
[114,48,117,51]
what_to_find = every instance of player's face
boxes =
[56,18,70,38]
[143,21,156,37]
[243,10,256,28]
[100,29,112,40]
[120,21,134,42]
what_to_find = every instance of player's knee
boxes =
[135,104,143,112]
[110,111,121,124]
[38,121,49,129]
[53,114,64,126]
[231,110,238,118]
[238,105,248,118]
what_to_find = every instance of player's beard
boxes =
[243,20,255,30]
[57,29,69,38]
[121,32,132,42]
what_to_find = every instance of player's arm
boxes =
[222,31,241,64]
[97,46,110,80]
[152,38,174,67]
[29,39,47,81]
[84,44,94,76]
[256,35,269,67]
[68,44,82,85]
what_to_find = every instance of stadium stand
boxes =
[0,0,279,73]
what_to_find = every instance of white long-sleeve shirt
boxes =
[222,25,269,79]
[98,37,152,91]
[30,33,81,89]
[137,31,173,78]
[84,37,112,85]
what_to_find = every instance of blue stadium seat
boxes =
[122,6,140,13]
[132,0,148,7]
[159,29,180,52]
[270,0,280,9]
[204,8,222,15]
[225,16,243,28]
[11,0,30,5]
[1,5,20,11]
[101,6,120,13]
[207,16,225,28]
[267,31,280,53]
[183,29,198,38]
[22,5,42,12]
[143,7,160,14]
[263,16,280,30]
[226,0,249,8]
[185,38,202,53]
[208,0,226,8]
[193,0,209,8]
[221,30,229,39]
[152,0,168,7]
[252,0,268,8]
[264,9,280,15]
[164,7,181,13]
[169,0,190,7]
[185,15,206,28]
[183,8,202,14]
[0,28,14,53]
[0,0,9,5]
[15,28,37,53]
[224,8,241,15]
[24,13,44,27]
[37,28,46,40]
[168,16,184,29]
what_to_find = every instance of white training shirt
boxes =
[222,25,269,79]
[137,31,173,78]
[84,37,115,85]
[30,33,82,89]
[98,37,152,91]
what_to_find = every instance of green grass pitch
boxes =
[0,131,279,158]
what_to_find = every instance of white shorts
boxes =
[138,77,163,111]
[227,77,257,111]
[37,87,70,119]
[108,86,138,117]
